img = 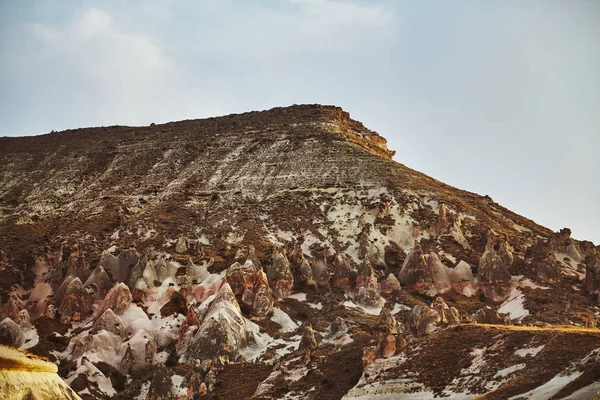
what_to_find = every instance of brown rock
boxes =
[102,283,133,315]
[398,241,435,296]
[311,249,330,287]
[59,277,93,324]
[299,324,318,350]
[407,305,440,336]
[380,274,401,294]
[267,249,294,299]
[332,254,352,293]
[355,259,381,307]
[252,271,274,318]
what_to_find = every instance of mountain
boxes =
[0,104,599,399]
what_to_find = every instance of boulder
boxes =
[0,318,24,347]
[448,261,477,296]
[59,277,94,324]
[332,254,352,293]
[355,259,381,307]
[14,309,32,331]
[407,305,440,336]
[380,274,401,294]
[431,297,460,324]
[267,249,294,299]
[398,241,435,295]
[299,324,318,351]
[295,253,318,290]
[84,265,113,299]
[91,308,125,338]
[311,250,330,287]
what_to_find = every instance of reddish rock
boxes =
[59,277,93,324]
[380,274,401,294]
[267,249,294,299]
[295,253,318,290]
[252,271,274,318]
[102,283,133,315]
[362,346,377,369]
[332,254,352,293]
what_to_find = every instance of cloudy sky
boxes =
[1,0,599,243]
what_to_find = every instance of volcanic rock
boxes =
[59,277,93,324]
[84,265,112,299]
[299,324,318,350]
[0,318,24,347]
[332,254,352,293]
[478,230,513,301]
[426,252,451,293]
[355,259,381,307]
[398,241,435,296]
[91,308,125,338]
[267,249,294,299]
[380,273,401,294]
[252,271,274,318]
[311,250,330,288]
[407,305,440,336]
[182,283,257,370]
[101,283,132,315]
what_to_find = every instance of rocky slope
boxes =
[0,104,599,399]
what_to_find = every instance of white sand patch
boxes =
[509,372,582,399]
[494,363,526,378]
[287,292,307,301]
[515,345,545,358]
[343,298,385,316]
[498,288,529,320]
[271,308,299,333]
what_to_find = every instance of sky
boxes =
[0,0,599,244]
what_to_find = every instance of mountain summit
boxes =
[0,105,599,399]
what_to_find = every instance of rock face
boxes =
[407,305,440,336]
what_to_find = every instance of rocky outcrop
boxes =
[59,277,94,324]
[398,242,435,296]
[585,252,599,299]
[294,252,318,290]
[91,309,125,338]
[0,318,24,347]
[253,271,274,318]
[312,250,330,288]
[431,297,460,324]
[426,252,451,293]
[101,283,132,315]
[84,266,112,299]
[380,274,401,294]
[355,259,381,307]
[332,254,352,293]
[407,305,440,336]
[267,249,294,299]
[478,230,513,301]
[181,283,258,370]
[447,261,476,296]
[299,324,318,351]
